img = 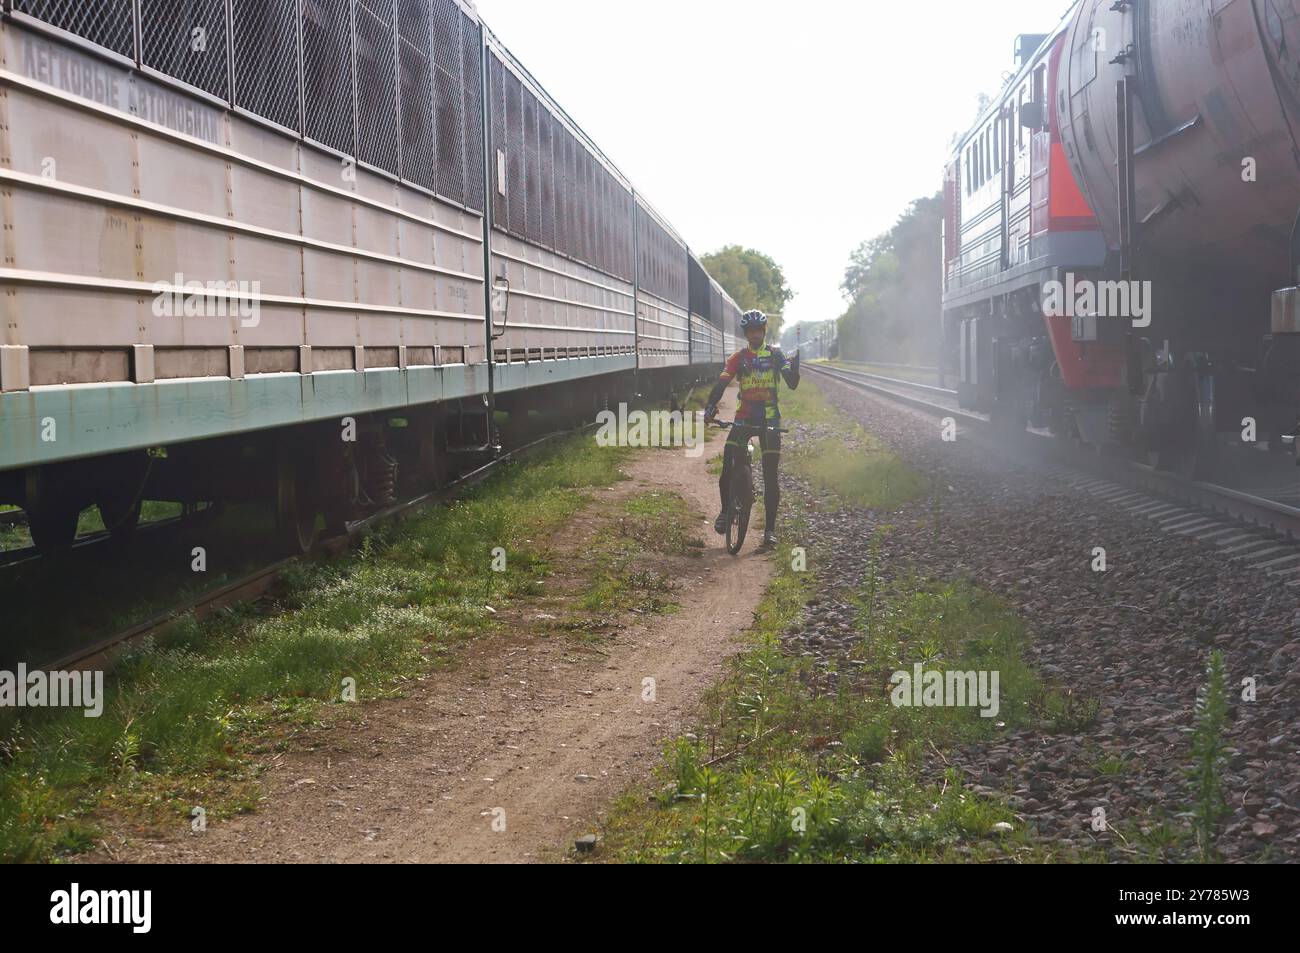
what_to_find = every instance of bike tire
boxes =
[726,469,753,556]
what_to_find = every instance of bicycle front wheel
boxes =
[726,471,753,555]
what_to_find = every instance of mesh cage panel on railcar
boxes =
[232,0,301,132]
[460,17,483,211]
[595,156,603,269]
[688,256,712,319]
[483,42,633,279]
[397,0,436,191]
[431,0,465,206]
[14,0,485,208]
[503,66,525,236]
[573,147,588,264]
[595,167,608,275]
[302,0,356,156]
[355,0,400,175]
[488,53,508,226]
[539,109,555,248]
[523,90,541,243]
[554,125,570,256]
[13,0,135,58]
[592,157,604,271]
[621,186,634,281]
[559,129,574,260]
[140,0,229,99]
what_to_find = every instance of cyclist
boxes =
[703,309,800,551]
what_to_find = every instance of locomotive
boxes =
[0,0,744,553]
[942,0,1300,476]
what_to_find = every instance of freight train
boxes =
[942,0,1300,477]
[0,0,745,553]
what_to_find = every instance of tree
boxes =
[700,245,793,338]
[835,194,943,365]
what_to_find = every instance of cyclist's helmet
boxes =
[740,310,768,329]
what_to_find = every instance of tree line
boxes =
[836,193,943,365]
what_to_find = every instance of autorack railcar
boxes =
[0,0,736,553]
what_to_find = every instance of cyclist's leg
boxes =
[760,427,782,535]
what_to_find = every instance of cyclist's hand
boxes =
[790,350,801,371]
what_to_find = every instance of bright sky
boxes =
[475,0,1070,328]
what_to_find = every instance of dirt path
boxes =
[98,393,774,863]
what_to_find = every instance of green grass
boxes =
[0,436,631,862]
[567,491,701,625]
[1188,650,1229,863]
[595,540,1075,862]
[593,376,1098,864]
[783,376,927,510]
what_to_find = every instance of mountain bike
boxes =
[712,420,789,555]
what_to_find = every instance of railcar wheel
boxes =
[275,452,320,555]
[420,417,453,490]
[97,492,142,541]
[23,469,81,552]
[1152,353,1220,481]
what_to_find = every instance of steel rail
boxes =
[807,363,1300,542]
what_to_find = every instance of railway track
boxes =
[807,361,1300,586]
[38,422,598,673]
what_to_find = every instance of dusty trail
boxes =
[98,392,774,863]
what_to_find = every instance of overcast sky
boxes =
[475,0,1071,327]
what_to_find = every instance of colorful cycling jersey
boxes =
[718,345,793,421]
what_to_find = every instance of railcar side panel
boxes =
[484,39,637,388]
[635,199,690,370]
[0,6,488,470]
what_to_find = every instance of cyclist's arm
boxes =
[779,348,800,390]
[705,352,741,416]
